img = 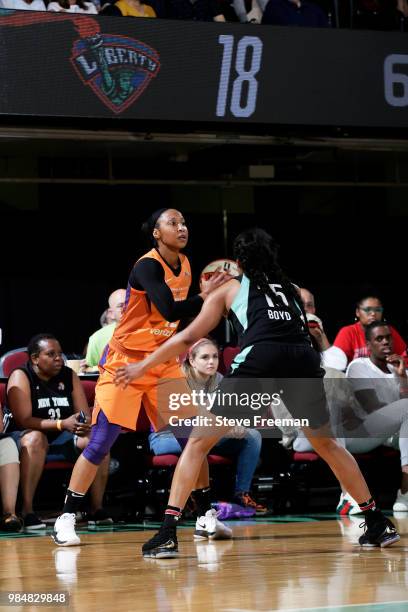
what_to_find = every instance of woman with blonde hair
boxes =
[149,337,266,517]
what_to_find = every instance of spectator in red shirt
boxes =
[333,296,406,366]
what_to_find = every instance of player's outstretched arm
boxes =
[114,286,229,388]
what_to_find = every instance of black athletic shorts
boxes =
[211,343,330,430]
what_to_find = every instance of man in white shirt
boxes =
[293,320,408,513]
[346,321,408,511]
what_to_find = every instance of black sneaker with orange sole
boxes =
[234,492,268,515]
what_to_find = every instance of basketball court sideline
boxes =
[1,514,407,611]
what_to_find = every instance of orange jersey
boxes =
[94,349,189,431]
[110,249,192,356]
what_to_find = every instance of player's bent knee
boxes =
[309,436,337,454]
[82,440,110,466]
[186,436,216,455]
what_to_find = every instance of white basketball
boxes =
[200,259,241,282]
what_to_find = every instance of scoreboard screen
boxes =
[0,10,407,128]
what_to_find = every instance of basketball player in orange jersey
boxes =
[114,228,400,558]
[52,208,231,546]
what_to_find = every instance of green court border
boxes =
[0,513,339,540]
[0,511,402,540]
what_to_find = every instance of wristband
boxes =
[56,419,63,431]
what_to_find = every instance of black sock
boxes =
[63,489,85,514]
[163,505,182,528]
[359,498,382,524]
[192,487,212,517]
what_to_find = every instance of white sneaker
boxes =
[336,492,362,516]
[393,489,408,511]
[52,513,81,546]
[194,509,233,541]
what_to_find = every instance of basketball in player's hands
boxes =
[200,259,241,292]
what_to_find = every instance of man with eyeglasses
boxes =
[333,296,406,367]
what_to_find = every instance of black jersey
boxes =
[10,362,74,441]
[228,274,310,350]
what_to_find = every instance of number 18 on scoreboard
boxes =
[216,34,263,119]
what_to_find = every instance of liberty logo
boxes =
[71,33,160,114]
[0,12,160,114]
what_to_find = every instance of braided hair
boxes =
[233,228,309,336]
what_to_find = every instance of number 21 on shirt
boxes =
[48,408,61,420]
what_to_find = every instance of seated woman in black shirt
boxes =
[7,333,111,530]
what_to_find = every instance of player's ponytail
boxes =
[233,228,308,334]
[233,228,282,299]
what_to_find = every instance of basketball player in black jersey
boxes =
[115,228,400,557]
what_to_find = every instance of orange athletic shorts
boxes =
[92,348,199,431]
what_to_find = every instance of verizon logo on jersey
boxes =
[150,329,173,337]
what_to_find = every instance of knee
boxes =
[21,431,48,454]
[82,438,110,466]
[310,436,339,454]
[245,428,262,451]
[186,436,214,456]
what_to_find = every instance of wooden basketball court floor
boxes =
[0,514,407,612]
